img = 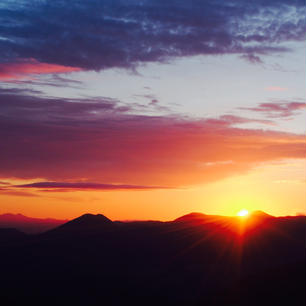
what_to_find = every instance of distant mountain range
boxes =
[0,211,305,306]
[0,213,67,233]
[0,210,276,234]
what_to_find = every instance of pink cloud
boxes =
[240,102,306,118]
[265,86,288,92]
[1,115,304,187]
[0,59,80,80]
[218,115,275,126]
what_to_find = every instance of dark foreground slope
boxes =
[0,212,305,306]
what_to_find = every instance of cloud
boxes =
[218,115,275,126]
[0,88,131,123]
[15,181,167,191]
[0,181,11,186]
[0,89,305,187]
[0,59,80,80]
[240,102,306,118]
[0,0,304,73]
[265,86,288,92]
[240,53,264,64]
[134,93,170,112]
[5,73,84,89]
[0,189,39,197]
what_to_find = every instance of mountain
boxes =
[0,212,305,306]
[249,210,274,218]
[174,212,207,222]
[48,213,113,234]
[0,213,67,234]
[174,212,231,225]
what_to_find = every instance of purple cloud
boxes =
[0,89,305,187]
[240,102,306,118]
[240,54,264,64]
[217,115,275,126]
[0,0,304,72]
[15,181,168,191]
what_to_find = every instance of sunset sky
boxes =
[0,0,305,220]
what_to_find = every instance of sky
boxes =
[0,0,305,220]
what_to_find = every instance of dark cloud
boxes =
[15,181,167,191]
[0,0,304,71]
[0,89,305,187]
[0,88,131,124]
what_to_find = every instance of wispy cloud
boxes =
[0,181,11,186]
[0,189,39,197]
[239,102,306,118]
[15,181,168,191]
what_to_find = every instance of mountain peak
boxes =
[250,210,274,219]
[73,213,112,224]
[52,213,113,233]
[174,212,207,222]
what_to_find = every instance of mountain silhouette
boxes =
[249,210,274,218]
[47,213,114,236]
[0,213,66,234]
[0,211,305,306]
[174,212,207,222]
[58,213,112,228]
[174,212,230,225]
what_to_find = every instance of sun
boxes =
[237,209,249,217]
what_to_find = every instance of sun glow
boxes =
[237,209,249,217]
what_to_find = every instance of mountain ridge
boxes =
[0,213,67,234]
[0,211,304,234]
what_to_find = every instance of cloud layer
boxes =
[0,89,305,187]
[0,0,305,73]
[15,181,166,191]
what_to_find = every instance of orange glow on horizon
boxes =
[0,159,305,220]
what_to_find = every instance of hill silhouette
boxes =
[0,211,305,306]
[249,210,274,218]
[49,213,113,234]
[0,213,66,234]
[174,212,207,220]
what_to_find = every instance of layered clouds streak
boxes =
[0,89,305,187]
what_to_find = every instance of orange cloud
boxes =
[1,116,304,187]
